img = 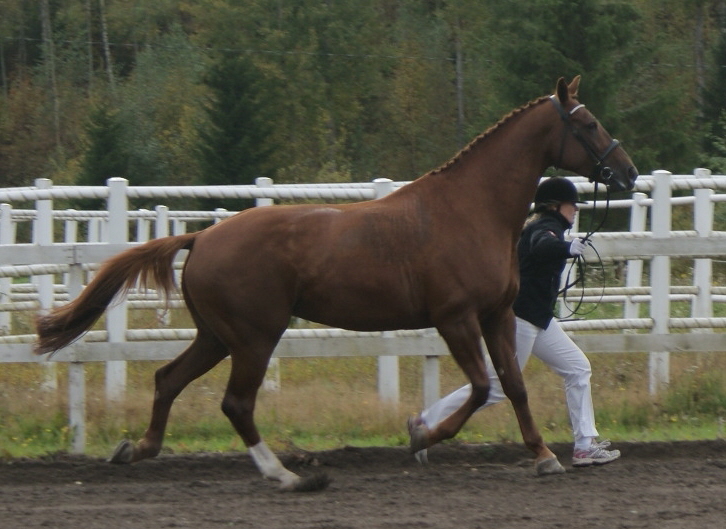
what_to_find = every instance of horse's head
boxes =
[549,76,638,191]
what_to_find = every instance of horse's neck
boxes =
[425,102,555,233]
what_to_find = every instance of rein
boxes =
[548,95,617,318]
[558,189,610,319]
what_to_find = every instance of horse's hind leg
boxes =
[221,336,330,492]
[109,328,228,464]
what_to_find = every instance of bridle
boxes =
[548,95,619,318]
[549,95,621,186]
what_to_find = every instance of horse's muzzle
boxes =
[606,166,638,191]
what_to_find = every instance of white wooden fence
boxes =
[1,169,725,453]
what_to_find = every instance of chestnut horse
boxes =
[35,77,637,491]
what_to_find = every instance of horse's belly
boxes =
[292,282,428,331]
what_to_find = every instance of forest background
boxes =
[2,0,726,195]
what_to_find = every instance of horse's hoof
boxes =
[108,439,134,464]
[283,473,331,493]
[535,456,566,476]
[407,415,430,455]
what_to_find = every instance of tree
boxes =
[78,103,127,185]
[702,111,726,173]
[76,103,127,208]
[482,0,639,113]
[619,0,709,173]
[1,0,726,187]
[195,55,276,209]
[702,9,726,164]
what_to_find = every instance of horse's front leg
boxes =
[416,316,492,448]
[482,311,565,475]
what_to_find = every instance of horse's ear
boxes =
[555,77,569,103]
[568,75,581,98]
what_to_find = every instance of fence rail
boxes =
[2,169,726,453]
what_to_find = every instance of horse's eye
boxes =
[586,122,598,131]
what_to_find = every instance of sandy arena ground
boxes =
[1,440,724,529]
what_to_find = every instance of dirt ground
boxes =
[1,440,724,529]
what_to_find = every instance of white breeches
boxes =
[420,317,598,447]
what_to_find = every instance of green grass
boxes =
[1,351,725,459]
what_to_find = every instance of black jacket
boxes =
[512,210,574,329]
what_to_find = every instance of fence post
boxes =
[623,192,648,326]
[0,203,13,334]
[62,212,78,287]
[256,177,280,392]
[136,210,151,242]
[423,357,440,408]
[649,170,671,394]
[56,206,88,453]
[88,216,102,243]
[172,217,186,236]
[67,266,86,453]
[155,205,169,238]
[255,177,274,207]
[373,178,400,405]
[692,169,714,355]
[105,178,129,403]
[34,178,58,392]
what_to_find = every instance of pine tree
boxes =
[196,55,275,210]
[79,104,127,184]
[77,104,127,209]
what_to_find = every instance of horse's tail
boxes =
[34,232,199,355]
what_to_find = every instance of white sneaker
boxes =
[572,442,621,467]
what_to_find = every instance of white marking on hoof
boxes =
[414,449,428,465]
[249,441,302,490]
[535,456,566,476]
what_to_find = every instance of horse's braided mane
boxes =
[426,95,551,177]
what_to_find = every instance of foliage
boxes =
[0,0,724,189]
[662,368,726,417]
[481,0,639,111]
[195,54,275,209]
[702,110,726,173]
[79,103,128,185]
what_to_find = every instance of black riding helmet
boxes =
[534,177,587,206]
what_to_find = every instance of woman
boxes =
[409,177,620,467]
